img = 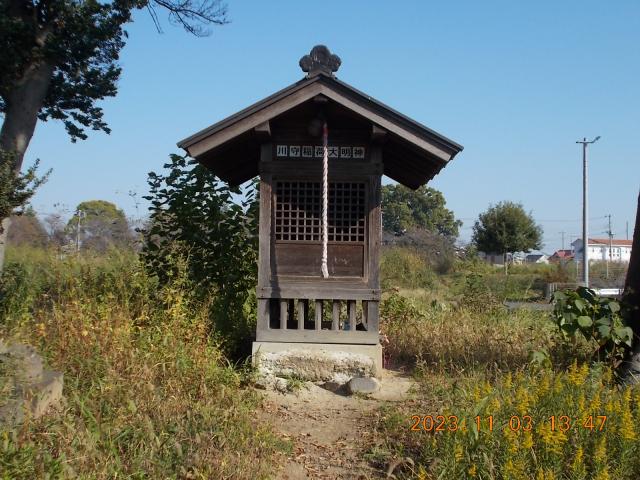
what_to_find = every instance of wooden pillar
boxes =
[367,301,379,335]
[366,145,382,335]
[297,299,307,330]
[256,143,272,337]
[332,300,340,331]
[279,300,288,330]
[315,300,322,331]
[258,299,270,332]
[362,300,368,330]
[347,300,357,331]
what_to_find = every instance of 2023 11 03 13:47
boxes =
[410,415,608,433]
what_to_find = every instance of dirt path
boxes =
[259,370,415,480]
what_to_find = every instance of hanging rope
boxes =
[321,122,329,278]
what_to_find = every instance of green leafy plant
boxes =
[552,287,632,362]
[142,154,258,357]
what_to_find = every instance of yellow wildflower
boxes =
[417,465,429,480]
[515,385,530,415]
[567,359,588,385]
[454,443,463,461]
[535,468,556,480]
[537,375,550,399]
[618,387,636,441]
[553,374,564,393]
[579,362,589,381]
[503,459,515,479]
[483,380,493,395]
[604,398,615,415]
[595,467,610,480]
[537,421,566,455]
[36,322,46,337]
[489,397,501,414]
[571,447,586,476]
[472,385,481,402]
[504,372,513,389]
[594,437,607,464]
[503,458,528,480]
[503,426,519,454]
[522,431,534,450]
[468,464,477,477]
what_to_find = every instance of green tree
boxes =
[381,184,461,238]
[0,0,228,271]
[66,200,132,252]
[143,154,258,355]
[472,201,543,274]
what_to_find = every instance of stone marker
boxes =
[0,340,64,425]
[347,376,381,395]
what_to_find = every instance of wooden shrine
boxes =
[178,46,462,350]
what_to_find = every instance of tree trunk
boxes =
[0,61,55,272]
[504,251,508,275]
[620,189,640,382]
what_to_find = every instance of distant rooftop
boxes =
[572,238,633,247]
[588,238,633,247]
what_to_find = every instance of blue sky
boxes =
[23,0,640,252]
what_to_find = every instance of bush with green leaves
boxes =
[143,154,258,356]
[552,287,632,363]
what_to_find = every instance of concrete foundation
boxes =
[252,342,382,383]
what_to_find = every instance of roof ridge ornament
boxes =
[299,45,341,78]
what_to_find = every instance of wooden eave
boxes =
[177,73,463,189]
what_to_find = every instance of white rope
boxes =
[321,122,329,278]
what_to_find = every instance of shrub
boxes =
[143,155,259,356]
[552,287,632,364]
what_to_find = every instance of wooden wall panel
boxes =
[274,243,364,277]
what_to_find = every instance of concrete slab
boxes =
[252,342,382,382]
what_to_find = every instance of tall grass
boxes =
[374,248,639,479]
[0,246,285,479]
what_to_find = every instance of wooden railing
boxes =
[256,298,379,344]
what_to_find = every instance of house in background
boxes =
[549,249,574,263]
[525,254,549,264]
[478,251,525,266]
[571,238,633,263]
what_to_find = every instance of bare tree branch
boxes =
[146,3,164,34]
[151,0,228,37]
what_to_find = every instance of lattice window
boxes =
[274,181,365,243]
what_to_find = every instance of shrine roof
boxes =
[177,46,463,189]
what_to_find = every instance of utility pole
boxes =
[606,214,613,279]
[560,231,566,250]
[75,209,86,253]
[576,136,600,287]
